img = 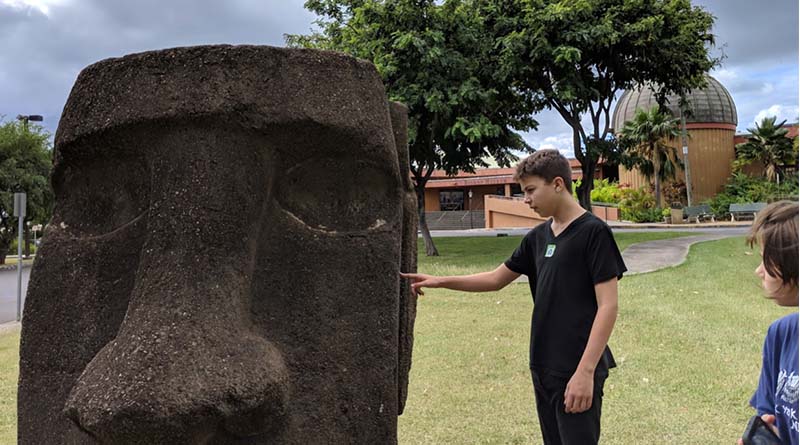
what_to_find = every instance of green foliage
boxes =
[485,0,717,208]
[619,105,683,208]
[8,237,37,255]
[288,0,538,178]
[289,0,543,255]
[0,118,53,262]
[590,178,624,204]
[734,116,796,182]
[619,187,663,222]
[704,172,799,219]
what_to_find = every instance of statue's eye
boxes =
[276,158,397,233]
[55,155,149,237]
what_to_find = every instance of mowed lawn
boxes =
[0,232,786,444]
[398,233,788,444]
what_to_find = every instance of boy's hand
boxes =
[737,414,778,444]
[564,369,593,413]
[400,272,440,296]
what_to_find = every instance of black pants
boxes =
[530,368,606,445]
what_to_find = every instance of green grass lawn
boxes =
[0,328,18,445]
[399,233,789,444]
[0,232,785,444]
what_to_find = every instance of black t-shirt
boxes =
[504,212,627,377]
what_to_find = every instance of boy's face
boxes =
[755,254,799,306]
[520,175,563,217]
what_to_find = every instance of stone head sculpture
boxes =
[18,45,418,444]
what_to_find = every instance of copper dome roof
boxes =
[612,75,737,131]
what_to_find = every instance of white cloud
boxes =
[753,105,799,126]
[536,134,575,159]
[0,0,67,16]
[712,68,738,84]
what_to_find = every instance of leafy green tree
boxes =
[0,118,53,264]
[619,105,682,208]
[287,0,538,256]
[734,116,796,182]
[486,0,717,210]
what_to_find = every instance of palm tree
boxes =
[735,116,795,182]
[620,105,682,208]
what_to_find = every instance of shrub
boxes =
[662,180,687,206]
[704,173,799,219]
[591,179,624,204]
[619,187,663,222]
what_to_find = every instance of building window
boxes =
[510,184,522,197]
[439,190,465,211]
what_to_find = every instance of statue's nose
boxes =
[63,263,291,444]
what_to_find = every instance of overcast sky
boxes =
[1,0,797,158]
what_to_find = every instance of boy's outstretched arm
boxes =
[564,277,619,414]
[400,264,520,296]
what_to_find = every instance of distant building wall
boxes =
[619,125,736,202]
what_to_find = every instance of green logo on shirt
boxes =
[545,244,556,258]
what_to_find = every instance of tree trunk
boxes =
[568,121,594,211]
[578,159,596,212]
[415,182,439,257]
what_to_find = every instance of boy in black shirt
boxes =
[402,150,626,444]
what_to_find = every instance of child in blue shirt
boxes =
[740,200,798,445]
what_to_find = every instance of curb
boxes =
[0,321,21,334]
[0,262,33,272]
[607,222,753,229]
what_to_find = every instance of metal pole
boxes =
[679,108,693,206]
[468,190,473,229]
[17,214,23,322]
[14,192,26,322]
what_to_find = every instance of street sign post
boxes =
[14,192,26,322]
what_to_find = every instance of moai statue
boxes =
[18,45,418,445]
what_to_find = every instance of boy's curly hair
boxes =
[747,200,799,287]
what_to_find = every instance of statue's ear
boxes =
[389,101,418,415]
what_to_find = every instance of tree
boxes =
[0,118,53,264]
[487,0,717,210]
[619,105,682,208]
[287,0,538,256]
[735,116,796,182]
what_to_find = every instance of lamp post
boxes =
[16,114,43,127]
[678,108,693,206]
[13,114,42,321]
[17,115,43,257]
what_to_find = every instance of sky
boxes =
[1,0,797,159]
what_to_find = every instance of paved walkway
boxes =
[621,233,736,275]
[514,231,741,282]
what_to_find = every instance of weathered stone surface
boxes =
[18,45,417,445]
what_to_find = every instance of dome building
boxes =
[612,75,738,202]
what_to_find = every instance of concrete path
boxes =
[513,232,741,282]
[621,233,735,275]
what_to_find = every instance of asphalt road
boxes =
[0,266,30,324]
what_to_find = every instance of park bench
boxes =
[729,202,767,221]
[683,205,715,223]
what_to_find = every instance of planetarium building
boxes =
[612,75,738,201]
